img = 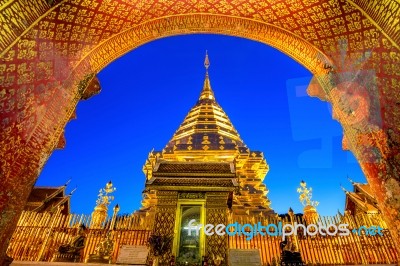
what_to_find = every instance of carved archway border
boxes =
[81,14,331,74]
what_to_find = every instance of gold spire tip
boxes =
[204,50,210,70]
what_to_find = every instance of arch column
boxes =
[308,73,400,259]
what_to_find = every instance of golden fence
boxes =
[6,211,399,265]
[228,213,398,265]
[6,211,152,262]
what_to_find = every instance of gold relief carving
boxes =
[81,75,101,100]
[157,195,178,201]
[356,130,390,159]
[156,191,178,206]
[17,63,34,85]
[75,10,94,27]
[156,206,176,215]
[206,202,228,208]
[152,208,175,262]
[178,192,205,199]
[0,0,51,52]
[86,14,329,75]
[157,200,178,207]
[348,0,400,49]
[206,192,229,208]
[17,40,37,60]
[58,4,78,23]
[36,62,53,81]
[206,192,228,197]
[157,191,178,196]
[151,178,235,187]
[92,13,109,29]
[98,0,119,15]
[206,208,227,260]
[2,49,16,61]
[77,73,95,94]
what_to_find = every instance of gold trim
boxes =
[147,186,236,192]
[80,12,332,70]
[153,173,235,177]
[81,15,331,75]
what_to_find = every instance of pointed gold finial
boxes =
[199,50,214,101]
[340,184,349,194]
[204,50,210,71]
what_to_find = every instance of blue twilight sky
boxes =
[36,34,366,216]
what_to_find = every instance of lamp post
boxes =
[288,207,300,252]
[110,204,120,230]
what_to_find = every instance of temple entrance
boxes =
[175,204,205,265]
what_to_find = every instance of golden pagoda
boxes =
[140,52,274,264]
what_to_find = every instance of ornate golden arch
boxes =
[1,0,399,262]
[85,14,330,72]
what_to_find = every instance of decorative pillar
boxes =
[205,192,229,264]
[309,61,400,257]
[152,191,178,264]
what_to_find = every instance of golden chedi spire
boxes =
[163,51,245,156]
[199,51,214,101]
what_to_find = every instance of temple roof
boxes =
[154,161,234,176]
[346,191,378,214]
[354,183,376,202]
[25,186,70,214]
[146,161,237,191]
[343,182,379,214]
[163,53,245,154]
[27,187,62,203]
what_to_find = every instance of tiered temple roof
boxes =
[343,181,379,215]
[163,72,245,154]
